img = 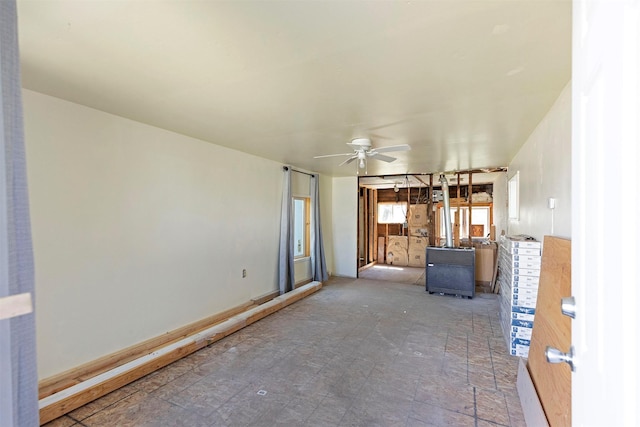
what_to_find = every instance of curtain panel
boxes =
[277,167,294,294]
[0,1,39,425]
[310,175,328,282]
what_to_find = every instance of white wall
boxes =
[331,176,358,277]
[492,171,508,237]
[23,90,296,378]
[508,82,572,241]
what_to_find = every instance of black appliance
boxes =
[425,247,476,298]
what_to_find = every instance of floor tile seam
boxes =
[473,386,478,427]
[409,395,477,420]
[149,366,210,397]
[305,393,352,425]
[279,388,327,415]
[65,413,85,425]
[162,395,225,423]
[502,389,521,427]
[68,419,89,427]
[335,400,357,426]
[67,388,142,423]
[171,377,254,416]
[394,320,422,364]
[466,333,471,384]
[486,335,499,390]
[476,415,511,427]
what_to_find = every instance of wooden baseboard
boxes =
[38,300,256,400]
[38,282,321,424]
[250,289,280,306]
[357,261,376,273]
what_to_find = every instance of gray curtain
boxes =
[277,167,294,294]
[310,175,328,282]
[0,1,39,425]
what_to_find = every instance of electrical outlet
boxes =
[242,269,247,278]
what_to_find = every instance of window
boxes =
[438,206,492,240]
[377,202,407,224]
[293,197,310,258]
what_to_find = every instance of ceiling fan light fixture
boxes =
[394,184,399,192]
[359,159,365,168]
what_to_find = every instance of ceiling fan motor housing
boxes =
[350,138,372,148]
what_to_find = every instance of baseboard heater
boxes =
[425,246,476,298]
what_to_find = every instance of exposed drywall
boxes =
[23,90,304,378]
[331,177,357,277]
[508,82,571,241]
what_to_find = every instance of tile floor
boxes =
[44,276,525,427]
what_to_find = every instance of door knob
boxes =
[545,345,576,372]
[561,296,576,319]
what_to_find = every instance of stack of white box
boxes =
[498,235,542,357]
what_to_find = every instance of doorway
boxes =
[357,171,505,292]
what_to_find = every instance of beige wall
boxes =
[331,176,357,277]
[508,82,572,240]
[23,90,331,379]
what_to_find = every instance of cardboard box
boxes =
[511,311,536,322]
[512,268,541,277]
[511,296,538,308]
[475,244,497,282]
[502,253,542,263]
[513,287,539,297]
[513,260,541,269]
[511,319,534,329]
[510,346,531,357]
[511,247,542,256]
[501,236,543,249]
[511,326,534,339]
[512,306,536,315]
[511,276,540,286]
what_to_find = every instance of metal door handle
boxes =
[545,345,576,372]
[561,296,576,319]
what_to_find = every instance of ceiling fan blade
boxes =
[369,153,396,163]
[339,156,358,166]
[372,144,411,154]
[313,152,354,159]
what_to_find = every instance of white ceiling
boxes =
[16,0,571,178]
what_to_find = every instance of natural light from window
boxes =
[377,202,407,224]
[293,197,310,258]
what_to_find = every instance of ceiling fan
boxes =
[314,138,411,169]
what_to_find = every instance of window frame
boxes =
[377,201,408,224]
[293,196,310,259]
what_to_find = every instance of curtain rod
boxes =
[283,166,315,178]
